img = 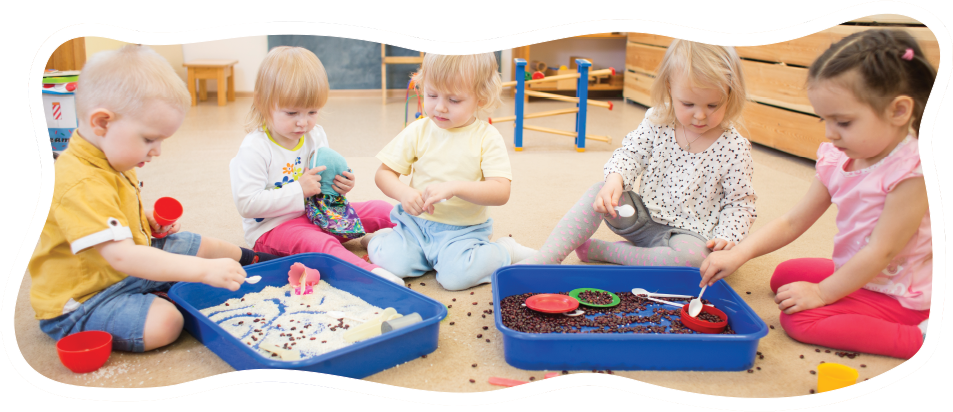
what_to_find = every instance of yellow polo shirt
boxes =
[28,131,153,319]
[376,118,512,226]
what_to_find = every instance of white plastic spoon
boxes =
[325,310,366,323]
[640,296,684,308]
[688,285,708,317]
[614,204,635,217]
[245,276,262,284]
[631,288,693,299]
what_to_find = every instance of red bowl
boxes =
[56,331,112,373]
[679,304,729,334]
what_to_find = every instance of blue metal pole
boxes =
[514,59,526,151]
[575,59,590,152]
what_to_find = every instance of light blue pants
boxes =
[367,205,510,290]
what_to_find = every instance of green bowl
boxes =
[569,288,620,308]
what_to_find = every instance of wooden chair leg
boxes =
[227,68,235,102]
[187,69,196,106]
[381,62,387,105]
[199,79,207,101]
[217,68,226,106]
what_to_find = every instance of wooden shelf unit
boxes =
[511,33,626,92]
[623,20,939,160]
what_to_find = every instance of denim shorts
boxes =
[39,231,202,352]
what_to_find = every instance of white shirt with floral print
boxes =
[230,125,329,247]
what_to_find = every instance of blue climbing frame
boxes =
[513,58,592,152]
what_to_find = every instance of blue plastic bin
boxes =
[492,265,768,371]
[169,253,446,379]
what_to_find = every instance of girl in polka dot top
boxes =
[519,40,756,268]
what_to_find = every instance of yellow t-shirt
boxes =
[376,118,513,226]
[28,132,153,320]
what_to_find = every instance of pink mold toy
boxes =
[288,262,321,295]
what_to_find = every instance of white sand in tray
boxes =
[199,281,386,361]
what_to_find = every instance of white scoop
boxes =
[245,276,262,284]
[689,285,708,317]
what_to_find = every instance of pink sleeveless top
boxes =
[815,136,932,310]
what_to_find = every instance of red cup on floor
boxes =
[56,330,112,373]
[152,197,183,239]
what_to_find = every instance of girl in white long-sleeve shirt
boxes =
[229,46,402,284]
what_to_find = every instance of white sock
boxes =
[361,228,393,249]
[919,319,929,338]
[496,236,537,264]
[371,267,404,285]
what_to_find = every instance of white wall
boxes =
[181,36,268,93]
[85,37,187,81]
[500,49,512,84]
[89,35,521,94]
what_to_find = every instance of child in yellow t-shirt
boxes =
[366,53,536,290]
[28,45,276,353]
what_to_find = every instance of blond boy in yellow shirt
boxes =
[29,45,277,353]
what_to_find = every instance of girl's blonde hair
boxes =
[75,45,190,120]
[649,40,747,129]
[245,46,329,133]
[412,53,503,118]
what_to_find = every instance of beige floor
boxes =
[15,95,906,396]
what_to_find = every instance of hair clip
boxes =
[902,48,914,61]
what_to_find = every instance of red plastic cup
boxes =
[679,303,729,334]
[152,197,183,239]
[56,331,112,373]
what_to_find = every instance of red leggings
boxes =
[771,258,928,359]
[254,200,396,272]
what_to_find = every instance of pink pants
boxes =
[770,258,928,359]
[254,200,396,272]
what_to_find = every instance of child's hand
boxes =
[300,165,327,198]
[421,182,457,214]
[593,174,624,217]
[399,189,427,216]
[146,209,181,237]
[199,258,247,291]
[698,249,746,287]
[332,170,355,195]
[706,239,735,251]
[774,281,827,314]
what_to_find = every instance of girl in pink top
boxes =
[699,29,936,359]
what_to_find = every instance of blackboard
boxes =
[267,35,500,90]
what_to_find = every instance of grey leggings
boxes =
[518,182,710,267]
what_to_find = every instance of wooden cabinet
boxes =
[46,38,86,71]
[511,33,626,92]
[623,18,939,159]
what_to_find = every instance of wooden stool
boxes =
[183,60,238,106]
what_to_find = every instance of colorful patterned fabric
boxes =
[305,193,365,240]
